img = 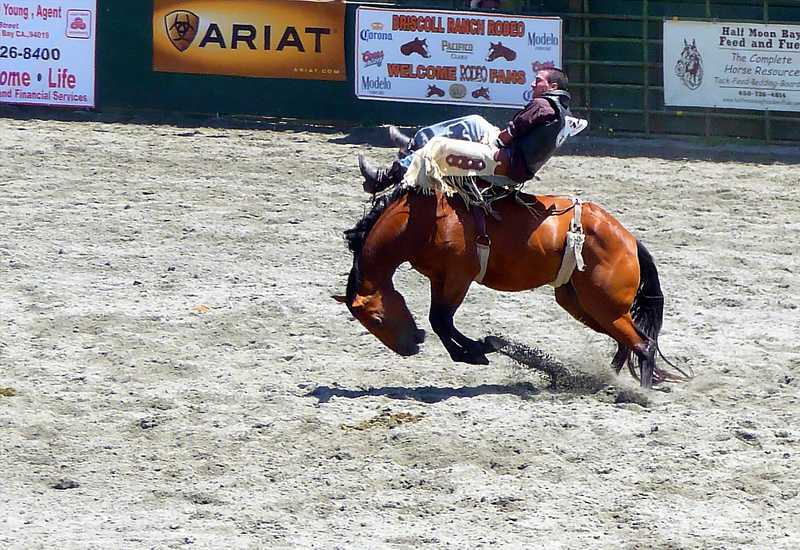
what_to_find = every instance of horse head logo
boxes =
[165,10,199,52]
[400,37,431,58]
[426,84,445,98]
[472,86,491,100]
[486,42,517,62]
[675,38,703,90]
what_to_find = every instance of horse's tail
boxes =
[631,240,663,344]
[630,241,693,383]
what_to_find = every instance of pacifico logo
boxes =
[165,10,199,52]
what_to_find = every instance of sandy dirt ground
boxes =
[1,112,799,549]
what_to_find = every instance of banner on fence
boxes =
[0,1,96,108]
[664,20,800,112]
[153,0,346,81]
[354,7,562,108]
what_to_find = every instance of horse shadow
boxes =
[306,382,539,404]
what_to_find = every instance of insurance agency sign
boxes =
[664,19,800,112]
[0,1,96,108]
[355,7,562,108]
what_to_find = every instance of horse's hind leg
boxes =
[611,344,631,375]
[604,315,656,388]
[570,279,656,389]
[555,283,609,335]
[555,283,631,373]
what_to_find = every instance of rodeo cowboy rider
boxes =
[357,67,585,194]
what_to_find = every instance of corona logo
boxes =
[165,10,199,52]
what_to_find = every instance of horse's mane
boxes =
[343,186,410,302]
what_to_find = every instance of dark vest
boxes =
[515,90,571,176]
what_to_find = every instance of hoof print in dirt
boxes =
[52,479,80,490]
[735,430,760,446]
[595,385,649,408]
[138,417,161,430]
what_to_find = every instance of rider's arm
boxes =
[504,98,556,142]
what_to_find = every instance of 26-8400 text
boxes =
[0,46,61,61]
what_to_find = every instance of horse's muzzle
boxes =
[397,341,420,356]
[397,329,425,356]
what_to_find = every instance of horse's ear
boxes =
[684,38,688,46]
[332,294,348,304]
[692,39,696,46]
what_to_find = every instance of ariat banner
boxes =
[153,0,346,81]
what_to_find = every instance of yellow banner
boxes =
[153,0,346,81]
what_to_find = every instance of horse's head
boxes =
[681,38,700,62]
[401,37,430,58]
[486,42,515,62]
[336,288,425,356]
[486,42,501,61]
[427,84,445,97]
[472,86,490,100]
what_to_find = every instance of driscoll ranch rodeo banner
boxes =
[0,1,96,107]
[664,20,800,111]
[355,7,562,108]
[153,0,346,81]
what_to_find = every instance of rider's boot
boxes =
[388,126,413,157]
[358,154,406,194]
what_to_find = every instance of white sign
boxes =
[0,1,97,108]
[355,7,562,108]
[664,20,800,112]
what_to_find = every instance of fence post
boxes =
[643,0,650,135]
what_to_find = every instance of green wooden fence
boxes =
[407,0,800,142]
[91,1,800,142]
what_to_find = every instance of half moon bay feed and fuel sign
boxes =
[664,20,800,111]
[152,0,346,81]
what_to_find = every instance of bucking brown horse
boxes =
[337,188,685,389]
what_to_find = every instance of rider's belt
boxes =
[549,198,586,288]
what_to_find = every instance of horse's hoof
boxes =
[450,349,488,365]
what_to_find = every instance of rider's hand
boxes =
[495,129,512,148]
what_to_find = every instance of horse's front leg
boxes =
[429,278,493,365]
[429,303,489,365]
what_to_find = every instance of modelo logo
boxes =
[527,32,559,47]
[449,83,467,99]
[362,50,384,68]
[165,11,333,53]
[360,29,393,41]
[361,75,391,90]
